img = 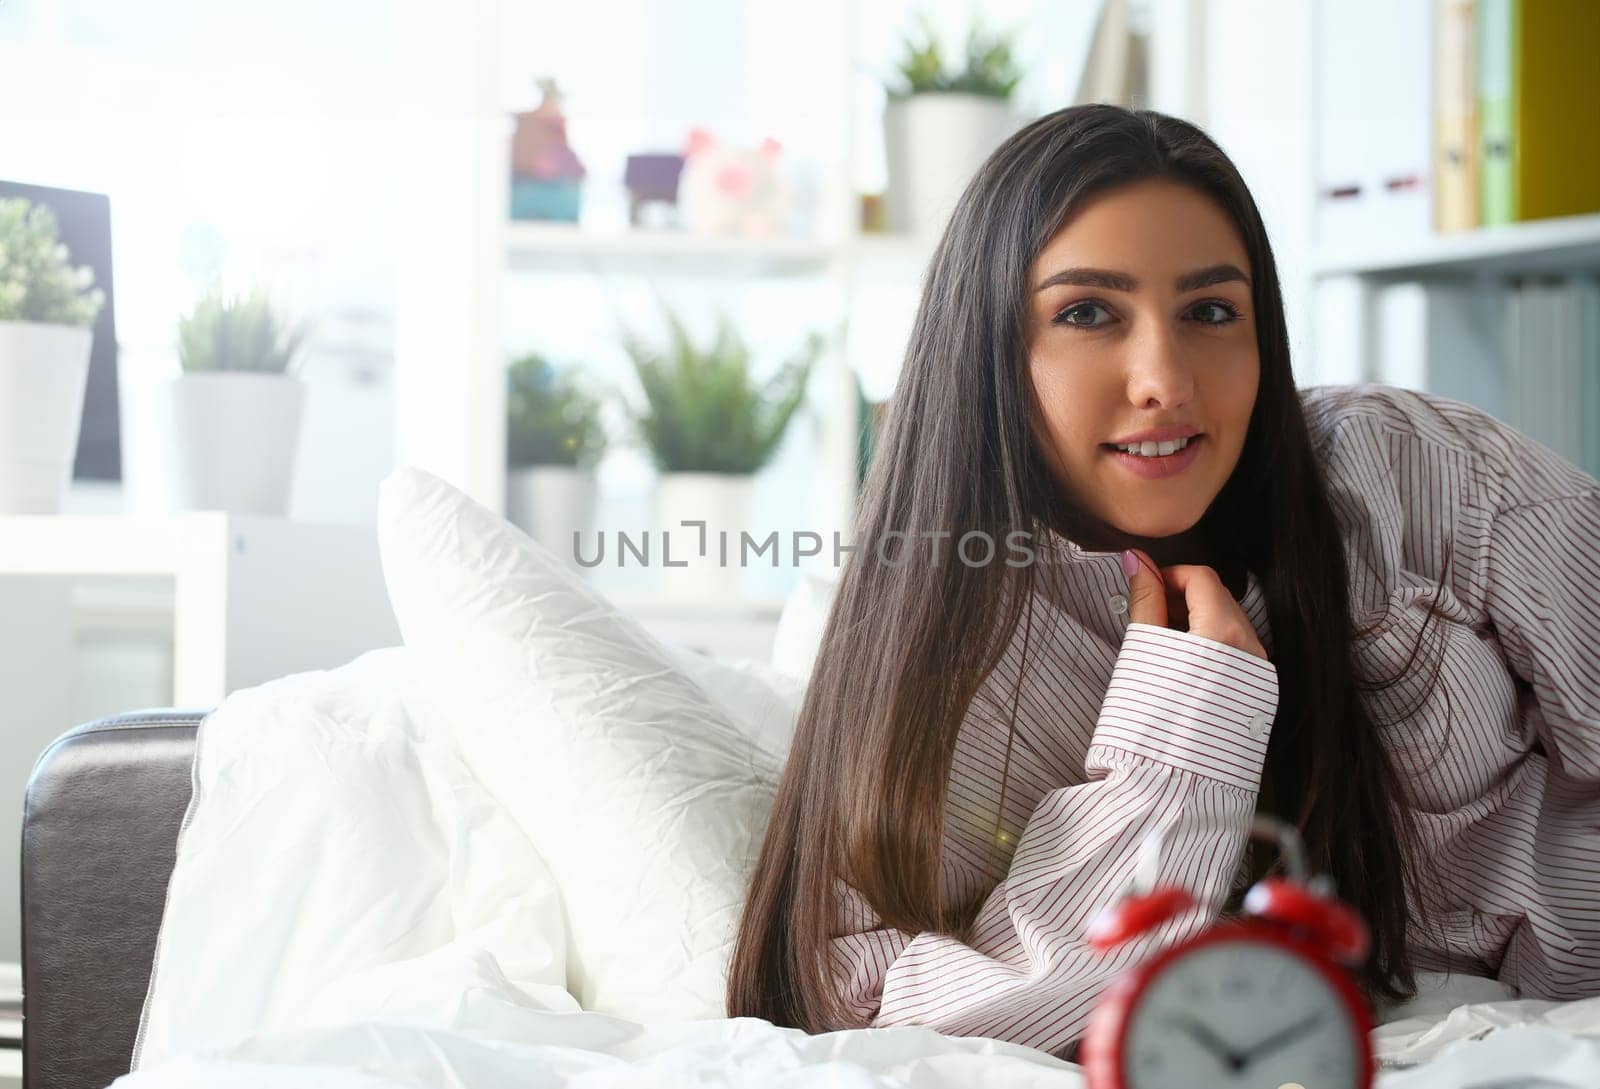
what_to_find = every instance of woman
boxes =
[727,104,1599,1059]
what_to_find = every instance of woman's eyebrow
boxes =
[1034,263,1251,293]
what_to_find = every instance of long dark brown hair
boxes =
[729,104,1451,1032]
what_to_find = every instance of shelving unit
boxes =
[1297,0,1600,476]
[494,219,927,614]
[458,3,958,622]
[1310,217,1600,479]
[1311,212,1600,281]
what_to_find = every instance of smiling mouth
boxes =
[1100,435,1202,458]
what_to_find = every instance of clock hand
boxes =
[1237,1010,1325,1066]
[1164,1014,1246,1071]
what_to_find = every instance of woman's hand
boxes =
[1121,548,1269,661]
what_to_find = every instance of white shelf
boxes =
[0,514,400,706]
[505,221,934,278]
[1310,213,1600,280]
[507,222,840,276]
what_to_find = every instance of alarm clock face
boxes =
[1119,937,1363,1089]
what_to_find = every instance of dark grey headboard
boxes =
[21,710,204,1089]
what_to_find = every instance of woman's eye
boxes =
[1191,300,1242,325]
[1052,300,1242,329]
[1052,301,1111,328]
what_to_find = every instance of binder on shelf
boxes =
[1313,0,1434,249]
[1547,279,1580,470]
[1559,277,1600,479]
[1507,280,1547,459]
[1433,0,1479,233]
[1366,280,1507,418]
[1477,0,1514,226]
[1506,278,1597,474]
[1529,281,1563,465]
[1477,0,1600,227]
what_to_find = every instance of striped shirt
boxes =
[828,383,1600,1059]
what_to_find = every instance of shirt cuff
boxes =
[1089,622,1280,791]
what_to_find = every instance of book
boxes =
[1506,280,1546,456]
[1477,0,1515,226]
[1433,0,1479,232]
[1367,280,1509,418]
[1504,278,1598,471]
[1558,277,1600,478]
[1478,0,1600,225]
[1313,0,1434,247]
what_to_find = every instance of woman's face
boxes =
[1026,179,1260,547]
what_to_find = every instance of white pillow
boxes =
[666,644,805,767]
[377,467,789,1022]
[770,568,840,681]
[133,647,573,1071]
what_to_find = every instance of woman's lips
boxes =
[1100,435,1204,479]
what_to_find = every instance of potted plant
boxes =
[161,287,306,515]
[622,309,821,603]
[883,13,1024,237]
[505,352,606,562]
[0,198,106,514]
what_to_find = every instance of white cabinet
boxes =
[0,514,400,965]
[0,514,399,708]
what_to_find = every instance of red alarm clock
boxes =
[1082,814,1375,1089]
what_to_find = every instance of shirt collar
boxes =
[1039,525,1265,604]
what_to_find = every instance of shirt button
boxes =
[1108,592,1128,615]
[1248,713,1272,738]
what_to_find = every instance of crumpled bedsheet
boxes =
[111,948,1600,1089]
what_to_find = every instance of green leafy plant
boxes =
[623,309,821,475]
[177,288,305,375]
[506,352,607,469]
[0,198,105,328]
[888,13,1023,101]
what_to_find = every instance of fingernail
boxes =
[1121,550,1138,578]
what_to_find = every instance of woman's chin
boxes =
[1107,518,1205,544]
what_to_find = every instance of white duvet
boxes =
[115,968,1600,1089]
[117,957,1600,1088]
[113,644,1600,1089]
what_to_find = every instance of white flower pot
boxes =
[0,320,93,514]
[654,471,755,604]
[506,464,598,566]
[883,93,1018,237]
[159,372,305,515]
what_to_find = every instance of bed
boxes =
[21,466,1598,1089]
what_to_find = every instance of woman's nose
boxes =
[1126,324,1195,409]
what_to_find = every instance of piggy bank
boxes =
[676,129,789,238]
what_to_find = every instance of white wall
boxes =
[1191,0,1322,385]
